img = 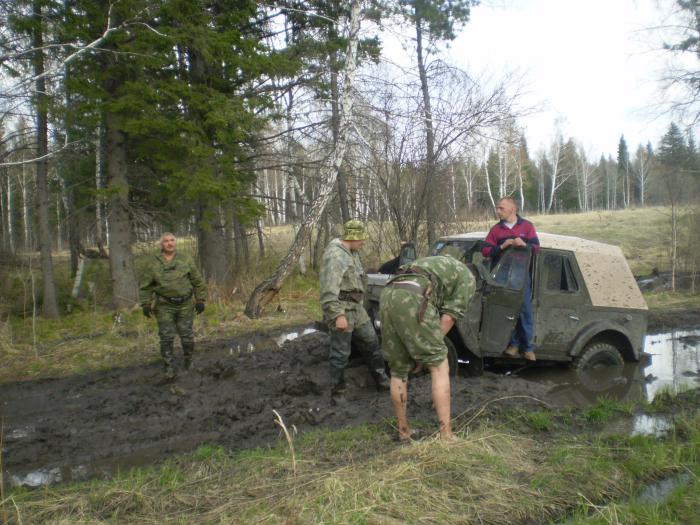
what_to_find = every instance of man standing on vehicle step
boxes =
[482,196,540,361]
[320,220,390,405]
[380,255,475,441]
[140,232,207,380]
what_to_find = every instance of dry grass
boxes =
[7,416,693,525]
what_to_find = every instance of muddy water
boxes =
[513,328,700,410]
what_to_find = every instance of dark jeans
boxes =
[510,279,534,353]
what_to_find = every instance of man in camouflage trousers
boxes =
[140,233,207,380]
[320,220,390,403]
[380,255,475,441]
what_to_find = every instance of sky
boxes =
[429,0,680,159]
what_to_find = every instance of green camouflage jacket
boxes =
[139,253,206,306]
[319,238,368,322]
[391,255,475,320]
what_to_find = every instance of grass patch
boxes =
[5,410,699,525]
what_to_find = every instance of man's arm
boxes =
[138,261,155,306]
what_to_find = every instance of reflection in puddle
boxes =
[275,327,317,347]
[636,472,691,503]
[643,329,700,401]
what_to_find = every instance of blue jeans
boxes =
[510,279,534,353]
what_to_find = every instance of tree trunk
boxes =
[197,203,229,284]
[331,63,351,223]
[104,112,138,308]
[415,19,438,248]
[33,1,59,318]
[245,0,362,318]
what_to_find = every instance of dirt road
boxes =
[1,329,557,487]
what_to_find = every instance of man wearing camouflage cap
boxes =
[380,255,475,441]
[320,219,390,403]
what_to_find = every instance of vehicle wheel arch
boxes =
[569,325,636,362]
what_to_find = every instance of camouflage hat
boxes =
[342,219,367,241]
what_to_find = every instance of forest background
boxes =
[0,0,699,322]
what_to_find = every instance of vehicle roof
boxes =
[440,232,648,310]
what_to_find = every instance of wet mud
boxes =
[2,317,699,488]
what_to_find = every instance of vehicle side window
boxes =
[491,249,529,290]
[543,253,579,293]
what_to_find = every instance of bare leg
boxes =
[390,376,410,440]
[428,359,453,440]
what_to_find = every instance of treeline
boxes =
[0,1,698,317]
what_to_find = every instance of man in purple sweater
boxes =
[482,197,540,360]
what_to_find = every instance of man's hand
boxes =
[195,302,205,314]
[142,305,152,318]
[512,237,526,248]
[335,314,348,332]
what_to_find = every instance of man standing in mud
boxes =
[140,233,207,380]
[320,220,390,404]
[482,196,540,360]
[381,255,474,441]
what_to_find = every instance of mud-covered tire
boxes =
[574,342,624,371]
[445,337,458,377]
[574,342,625,393]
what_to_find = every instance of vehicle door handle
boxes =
[568,315,580,321]
[506,315,515,321]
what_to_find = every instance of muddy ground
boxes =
[2,308,699,487]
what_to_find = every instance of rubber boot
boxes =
[160,341,176,381]
[330,366,347,406]
[182,342,194,370]
[371,368,391,391]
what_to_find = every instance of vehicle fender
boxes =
[567,321,636,360]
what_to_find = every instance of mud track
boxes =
[1,329,558,486]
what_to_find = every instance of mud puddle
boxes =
[2,327,698,489]
[509,328,700,411]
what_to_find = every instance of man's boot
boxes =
[371,368,391,391]
[330,367,347,405]
[160,341,176,381]
[182,342,194,371]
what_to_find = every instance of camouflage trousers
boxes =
[155,300,195,369]
[380,286,447,379]
[328,319,385,375]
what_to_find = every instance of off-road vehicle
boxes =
[366,232,648,376]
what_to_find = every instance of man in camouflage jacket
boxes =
[380,255,475,441]
[320,220,389,402]
[140,233,207,379]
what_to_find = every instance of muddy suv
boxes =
[366,232,648,375]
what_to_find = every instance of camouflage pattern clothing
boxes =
[319,238,385,391]
[380,255,475,379]
[139,253,206,371]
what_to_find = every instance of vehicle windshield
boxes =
[431,240,479,264]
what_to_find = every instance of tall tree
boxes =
[395,0,475,247]
[617,134,630,208]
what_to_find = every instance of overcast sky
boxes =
[439,0,677,159]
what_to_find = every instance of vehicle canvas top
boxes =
[440,231,647,311]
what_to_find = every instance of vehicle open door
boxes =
[478,248,532,356]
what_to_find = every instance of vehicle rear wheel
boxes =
[574,342,625,393]
[445,337,458,378]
